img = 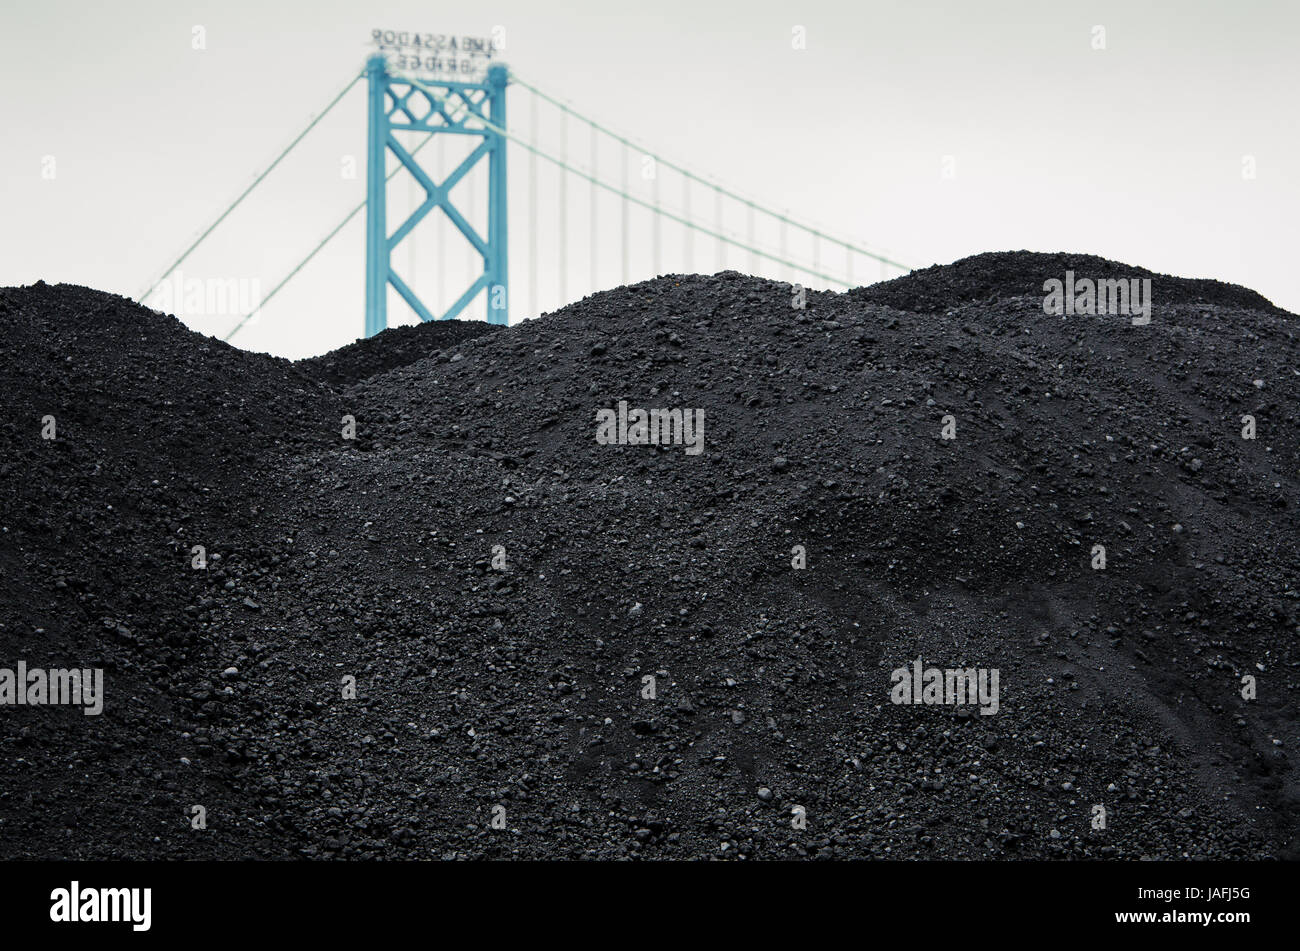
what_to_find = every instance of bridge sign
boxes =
[370,29,498,80]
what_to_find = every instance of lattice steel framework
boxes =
[365,53,508,336]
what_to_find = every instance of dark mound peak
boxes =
[2,281,206,343]
[518,271,827,333]
[854,251,1281,315]
[1,281,294,378]
[298,317,503,387]
[0,283,337,467]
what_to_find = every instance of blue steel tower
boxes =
[364,53,509,336]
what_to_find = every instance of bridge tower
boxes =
[364,53,509,336]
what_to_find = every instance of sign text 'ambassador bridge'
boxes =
[138,30,912,342]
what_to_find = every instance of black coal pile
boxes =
[1,253,1296,861]
[854,250,1279,315]
[298,318,501,387]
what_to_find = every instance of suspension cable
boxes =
[507,70,909,272]
[222,125,440,342]
[392,70,857,287]
[140,69,364,304]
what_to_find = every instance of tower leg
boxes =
[486,63,509,326]
[364,54,389,337]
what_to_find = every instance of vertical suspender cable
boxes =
[590,123,597,294]
[780,214,788,284]
[621,143,629,284]
[747,202,756,274]
[529,91,538,317]
[559,103,568,307]
[683,176,692,274]
[714,184,723,273]
[652,158,661,277]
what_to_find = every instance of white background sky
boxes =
[2,0,1296,357]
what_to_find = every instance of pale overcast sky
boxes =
[1,0,1296,357]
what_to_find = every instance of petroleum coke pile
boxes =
[1,251,1296,860]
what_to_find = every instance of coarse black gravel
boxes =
[298,318,502,387]
[1,251,1296,860]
